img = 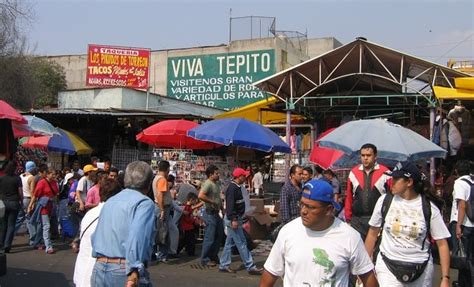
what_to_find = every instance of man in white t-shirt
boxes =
[260,179,377,287]
[450,160,474,285]
[252,167,264,196]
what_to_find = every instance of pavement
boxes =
[0,234,281,287]
[0,233,458,287]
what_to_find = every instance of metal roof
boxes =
[26,108,212,119]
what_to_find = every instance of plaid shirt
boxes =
[279,181,302,223]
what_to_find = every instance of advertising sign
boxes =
[86,44,150,89]
[167,49,275,109]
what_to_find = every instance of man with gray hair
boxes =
[91,161,156,287]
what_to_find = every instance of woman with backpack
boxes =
[365,161,451,286]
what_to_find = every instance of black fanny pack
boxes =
[381,252,429,283]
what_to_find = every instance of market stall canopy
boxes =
[253,38,469,119]
[136,119,218,149]
[12,115,60,138]
[21,128,93,155]
[214,97,304,124]
[187,118,291,153]
[0,100,26,123]
[318,119,447,162]
[433,77,474,100]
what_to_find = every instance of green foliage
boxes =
[0,56,67,110]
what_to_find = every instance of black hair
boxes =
[314,165,324,174]
[303,166,313,176]
[186,192,198,201]
[3,161,16,176]
[360,143,377,155]
[455,160,471,177]
[205,164,219,178]
[415,179,444,211]
[109,167,119,174]
[158,160,170,172]
[289,164,302,176]
[167,174,175,182]
[38,163,48,173]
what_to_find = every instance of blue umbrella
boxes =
[318,119,447,161]
[187,118,291,153]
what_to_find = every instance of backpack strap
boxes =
[380,192,394,231]
[420,194,431,250]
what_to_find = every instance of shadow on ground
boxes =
[0,267,72,287]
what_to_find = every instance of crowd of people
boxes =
[0,142,473,286]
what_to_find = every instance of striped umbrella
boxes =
[21,128,92,155]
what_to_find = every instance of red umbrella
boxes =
[20,136,50,149]
[309,128,345,170]
[0,100,26,123]
[136,119,218,149]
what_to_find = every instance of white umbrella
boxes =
[318,119,447,161]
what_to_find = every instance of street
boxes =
[0,234,280,287]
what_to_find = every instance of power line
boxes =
[435,33,474,62]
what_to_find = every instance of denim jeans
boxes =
[200,211,224,265]
[0,200,20,249]
[219,216,255,270]
[40,214,52,251]
[155,206,172,260]
[15,198,37,242]
[91,261,153,287]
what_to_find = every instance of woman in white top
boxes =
[365,161,451,287]
[73,178,122,287]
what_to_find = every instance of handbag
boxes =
[381,252,429,283]
[451,239,469,271]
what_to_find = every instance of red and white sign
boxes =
[86,44,150,89]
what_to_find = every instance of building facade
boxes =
[49,37,342,110]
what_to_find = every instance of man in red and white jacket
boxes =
[344,143,391,241]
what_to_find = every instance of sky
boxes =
[26,0,473,65]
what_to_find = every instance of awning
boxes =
[433,77,474,100]
[214,97,304,124]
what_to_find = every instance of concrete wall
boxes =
[51,37,341,107]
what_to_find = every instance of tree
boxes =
[0,0,67,110]
[0,0,31,56]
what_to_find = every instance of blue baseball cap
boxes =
[302,179,341,211]
[25,161,36,173]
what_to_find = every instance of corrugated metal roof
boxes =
[26,108,212,119]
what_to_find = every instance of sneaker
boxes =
[218,267,236,273]
[248,266,263,275]
[36,244,45,251]
[46,248,55,254]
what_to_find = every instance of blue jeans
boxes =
[15,198,37,243]
[91,261,153,287]
[219,216,255,270]
[155,206,172,260]
[200,211,224,265]
[0,200,20,249]
[40,214,52,251]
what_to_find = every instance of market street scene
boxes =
[0,1,473,286]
